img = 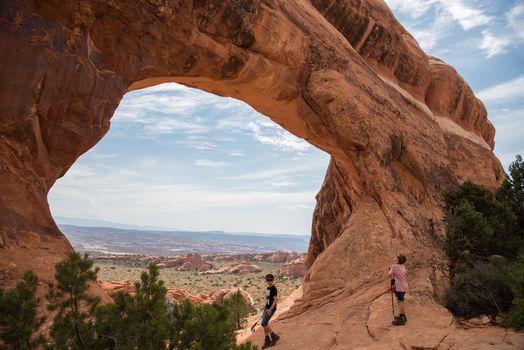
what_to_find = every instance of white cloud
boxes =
[248,121,310,152]
[384,0,436,19]
[144,119,208,134]
[479,29,512,58]
[409,12,454,51]
[195,159,231,168]
[477,75,524,104]
[490,106,524,170]
[477,3,524,58]
[223,163,319,181]
[385,0,492,29]
[438,0,492,30]
[85,153,119,160]
[385,0,494,53]
[507,4,524,39]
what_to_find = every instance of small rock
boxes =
[481,315,491,325]
[468,317,482,326]
[8,262,16,268]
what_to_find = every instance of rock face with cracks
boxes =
[0,0,519,348]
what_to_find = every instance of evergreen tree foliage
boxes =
[95,264,170,349]
[46,252,101,349]
[504,253,524,330]
[444,154,524,322]
[224,290,250,330]
[0,271,46,349]
[191,302,236,350]
[2,258,259,349]
[497,154,524,240]
[444,181,519,266]
[445,261,513,317]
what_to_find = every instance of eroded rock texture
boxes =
[1,0,518,347]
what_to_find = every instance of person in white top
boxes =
[389,254,408,325]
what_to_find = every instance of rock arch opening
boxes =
[49,82,330,239]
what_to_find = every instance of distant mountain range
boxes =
[58,220,310,256]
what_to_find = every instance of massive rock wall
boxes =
[0,0,503,313]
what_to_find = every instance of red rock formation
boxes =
[279,256,306,278]
[175,253,213,271]
[1,0,519,347]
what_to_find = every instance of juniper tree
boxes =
[95,264,170,349]
[0,270,46,349]
[224,290,250,330]
[46,252,101,349]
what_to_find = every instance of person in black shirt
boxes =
[261,273,280,348]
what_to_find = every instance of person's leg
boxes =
[261,312,272,348]
[392,292,406,325]
[398,300,405,315]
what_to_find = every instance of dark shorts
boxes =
[261,308,276,326]
[395,291,405,301]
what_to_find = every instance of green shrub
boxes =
[445,261,513,318]
[95,264,170,349]
[503,254,524,330]
[0,271,46,349]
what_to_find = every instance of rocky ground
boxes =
[243,268,524,349]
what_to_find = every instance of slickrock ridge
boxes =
[0,0,519,347]
[201,261,262,275]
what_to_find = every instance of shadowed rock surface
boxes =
[0,0,520,347]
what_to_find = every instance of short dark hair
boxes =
[265,274,274,281]
[397,254,407,264]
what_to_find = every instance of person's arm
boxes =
[268,296,278,311]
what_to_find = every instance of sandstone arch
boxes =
[2,0,518,347]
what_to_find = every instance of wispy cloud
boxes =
[248,121,310,152]
[489,106,524,169]
[384,0,493,52]
[477,75,524,105]
[479,29,512,57]
[223,163,319,181]
[508,4,524,39]
[195,159,231,168]
[477,3,524,58]
[438,0,492,30]
[85,153,119,160]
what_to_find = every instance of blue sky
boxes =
[49,1,524,235]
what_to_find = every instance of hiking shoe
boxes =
[270,333,280,346]
[394,314,407,322]
[262,337,272,349]
[392,317,406,326]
